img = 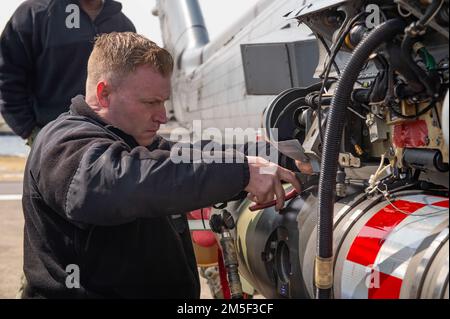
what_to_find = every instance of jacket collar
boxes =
[70,95,106,124]
[69,95,139,147]
[95,0,123,24]
[68,0,122,23]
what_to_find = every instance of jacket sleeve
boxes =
[0,3,37,138]
[154,136,298,172]
[60,139,249,226]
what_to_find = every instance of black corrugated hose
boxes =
[315,19,407,299]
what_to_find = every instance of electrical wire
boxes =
[376,185,448,217]
[317,11,367,144]
[390,99,437,119]
[397,3,412,18]
[200,208,206,230]
[419,0,445,27]
[347,106,366,119]
[368,154,388,190]
[316,33,341,76]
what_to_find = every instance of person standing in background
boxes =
[0,0,135,144]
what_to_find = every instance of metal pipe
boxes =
[154,0,209,68]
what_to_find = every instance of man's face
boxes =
[104,65,171,146]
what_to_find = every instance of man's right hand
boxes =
[244,156,301,211]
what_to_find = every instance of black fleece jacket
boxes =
[22,96,252,299]
[0,0,135,138]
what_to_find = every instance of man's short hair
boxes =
[86,32,174,92]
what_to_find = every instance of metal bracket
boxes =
[339,152,361,168]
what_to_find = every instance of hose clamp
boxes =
[314,256,334,289]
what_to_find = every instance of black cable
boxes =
[433,105,442,128]
[390,99,437,119]
[201,208,206,230]
[418,0,445,27]
[316,34,341,76]
[401,0,445,98]
[317,12,367,145]
[401,36,437,97]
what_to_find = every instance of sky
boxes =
[0,0,261,45]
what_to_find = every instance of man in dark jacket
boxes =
[0,0,135,141]
[22,32,302,298]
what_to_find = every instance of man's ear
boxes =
[96,81,111,108]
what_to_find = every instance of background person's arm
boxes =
[0,3,37,138]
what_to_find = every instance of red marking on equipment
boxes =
[433,200,449,208]
[393,120,428,148]
[188,208,217,247]
[192,231,217,247]
[346,200,426,266]
[189,207,212,220]
[368,271,402,299]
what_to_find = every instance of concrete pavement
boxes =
[0,181,23,298]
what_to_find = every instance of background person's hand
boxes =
[244,156,301,211]
[26,127,41,147]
